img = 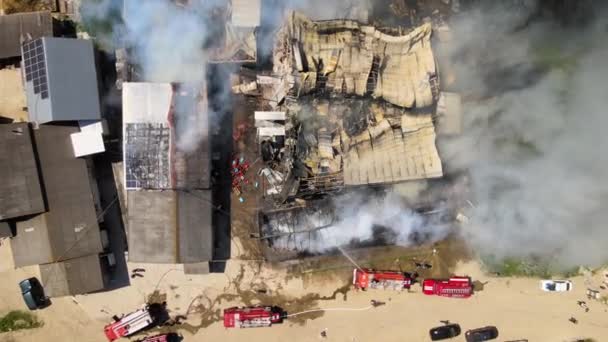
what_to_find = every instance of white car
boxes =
[540,280,572,292]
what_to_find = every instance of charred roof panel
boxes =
[123,83,210,190]
[0,123,45,220]
[274,13,437,108]
[342,114,443,185]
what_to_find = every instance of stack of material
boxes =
[256,111,286,137]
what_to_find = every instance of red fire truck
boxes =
[353,268,416,291]
[223,306,285,328]
[104,308,154,341]
[422,276,473,298]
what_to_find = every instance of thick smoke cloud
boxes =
[440,1,608,267]
[306,191,450,253]
[81,0,227,151]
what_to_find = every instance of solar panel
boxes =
[22,38,48,98]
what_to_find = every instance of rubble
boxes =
[229,12,456,258]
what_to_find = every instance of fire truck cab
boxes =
[104,308,154,341]
[223,306,285,328]
[423,276,473,298]
[353,268,415,291]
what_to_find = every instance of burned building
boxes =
[232,13,449,259]
[2,123,109,297]
[122,83,214,268]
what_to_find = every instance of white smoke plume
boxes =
[81,0,229,152]
[270,191,450,253]
[316,191,450,252]
[440,1,608,268]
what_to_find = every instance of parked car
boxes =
[465,326,499,342]
[430,323,461,340]
[540,280,572,292]
[19,277,48,310]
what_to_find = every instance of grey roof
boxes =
[0,11,53,59]
[22,37,101,124]
[39,254,104,297]
[0,222,13,238]
[127,190,213,263]
[0,123,45,220]
[11,125,103,267]
[436,92,463,135]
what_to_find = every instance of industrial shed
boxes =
[273,14,439,108]
[21,37,101,124]
[0,11,53,60]
[122,83,214,267]
[10,125,103,267]
[126,190,213,264]
[0,123,45,221]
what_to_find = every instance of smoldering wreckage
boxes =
[236,13,464,259]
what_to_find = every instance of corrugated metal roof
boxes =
[0,11,53,59]
[127,190,213,264]
[231,0,261,27]
[343,115,443,185]
[24,38,101,124]
[11,125,103,267]
[0,123,45,220]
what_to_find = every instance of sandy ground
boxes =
[1,235,607,342]
[0,68,28,122]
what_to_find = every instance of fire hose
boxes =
[285,305,375,318]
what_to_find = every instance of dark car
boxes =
[19,277,48,310]
[465,326,499,342]
[430,323,462,340]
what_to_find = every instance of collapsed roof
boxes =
[273,13,439,108]
[243,14,444,201]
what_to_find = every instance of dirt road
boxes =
[1,235,606,342]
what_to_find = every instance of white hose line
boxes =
[286,305,374,318]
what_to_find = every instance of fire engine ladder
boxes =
[239,317,272,328]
